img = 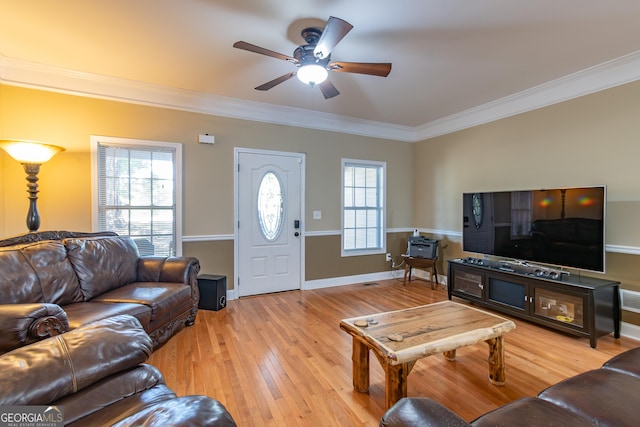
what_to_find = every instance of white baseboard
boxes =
[225,269,447,301]
[224,272,398,301]
[410,268,448,286]
[303,271,397,291]
[621,321,640,341]
[224,271,398,300]
[226,288,238,301]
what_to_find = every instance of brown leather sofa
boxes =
[380,347,640,426]
[0,230,200,351]
[0,314,236,426]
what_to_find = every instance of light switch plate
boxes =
[313,211,322,219]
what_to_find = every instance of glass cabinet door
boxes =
[453,270,484,299]
[534,288,584,327]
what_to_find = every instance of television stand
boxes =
[447,259,620,348]
[460,256,568,279]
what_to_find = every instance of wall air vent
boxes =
[620,289,640,314]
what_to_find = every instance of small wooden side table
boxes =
[403,255,438,289]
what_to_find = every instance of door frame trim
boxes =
[233,147,306,295]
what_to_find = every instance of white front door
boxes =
[235,149,304,297]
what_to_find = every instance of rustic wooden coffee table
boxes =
[340,300,516,409]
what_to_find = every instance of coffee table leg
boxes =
[486,336,506,385]
[385,362,411,410]
[352,337,370,392]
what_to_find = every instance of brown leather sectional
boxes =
[380,346,640,426]
[0,230,237,425]
[0,314,236,426]
[0,230,200,351]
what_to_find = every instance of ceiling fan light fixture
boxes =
[297,64,328,86]
[233,16,390,97]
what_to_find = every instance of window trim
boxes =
[90,135,183,256]
[341,158,386,257]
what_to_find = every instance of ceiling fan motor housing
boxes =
[294,28,331,67]
[294,44,330,68]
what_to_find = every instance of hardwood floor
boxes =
[148,279,638,426]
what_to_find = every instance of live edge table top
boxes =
[340,300,516,365]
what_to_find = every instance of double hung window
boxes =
[342,159,386,256]
[92,136,182,256]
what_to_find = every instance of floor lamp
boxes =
[0,140,65,232]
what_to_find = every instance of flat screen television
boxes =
[462,186,606,273]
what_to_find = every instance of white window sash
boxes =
[341,158,386,257]
[90,135,183,256]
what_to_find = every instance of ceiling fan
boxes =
[233,16,392,99]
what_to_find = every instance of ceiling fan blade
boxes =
[318,79,340,99]
[314,16,353,59]
[255,72,297,91]
[233,41,296,63]
[329,61,392,77]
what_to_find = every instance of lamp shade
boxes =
[0,140,65,163]
[297,64,328,86]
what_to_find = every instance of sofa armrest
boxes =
[111,395,237,427]
[53,364,170,425]
[137,256,200,284]
[137,257,201,319]
[380,398,470,427]
[0,303,69,354]
[0,314,152,406]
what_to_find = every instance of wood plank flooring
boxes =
[148,279,638,426]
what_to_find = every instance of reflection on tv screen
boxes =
[462,186,605,273]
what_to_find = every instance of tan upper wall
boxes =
[414,79,640,292]
[414,79,640,241]
[0,84,413,238]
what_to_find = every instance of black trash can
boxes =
[197,274,227,311]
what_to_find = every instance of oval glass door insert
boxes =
[257,171,284,241]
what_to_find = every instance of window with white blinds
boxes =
[341,158,386,256]
[91,136,182,256]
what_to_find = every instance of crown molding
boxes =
[415,50,640,141]
[0,54,415,142]
[2,51,640,143]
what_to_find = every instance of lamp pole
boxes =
[23,163,42,232]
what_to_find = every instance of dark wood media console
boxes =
[447,258,620,348]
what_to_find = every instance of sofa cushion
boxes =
[63,302,152,331]
[538,369,640,426]
[0,315,152,406]
[64,236,139,300]
[471,397,594,427]
[20,240,84,305]
[92,282,193,323]
[0,245,44,303]
[55,364,172,426]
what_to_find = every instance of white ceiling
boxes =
[1,0,640,140]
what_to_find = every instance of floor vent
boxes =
[362,282,379,286]
[621,289,640,313]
